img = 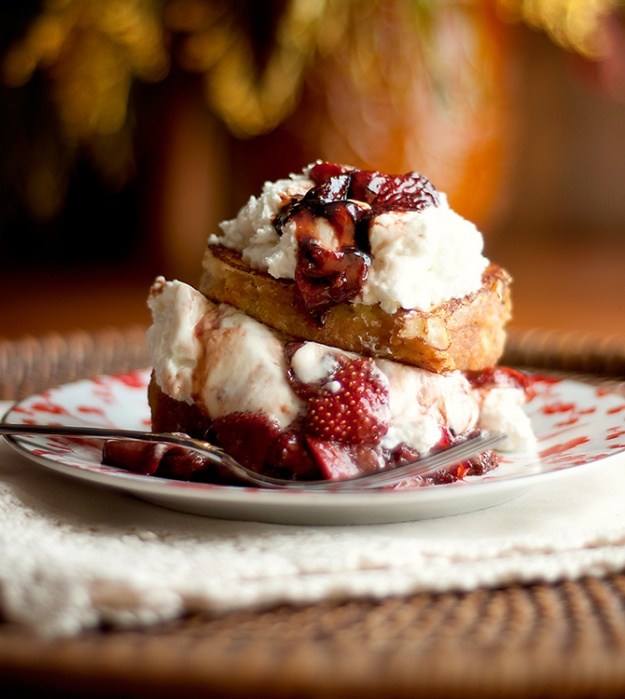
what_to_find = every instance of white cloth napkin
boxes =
[3,399,625,638]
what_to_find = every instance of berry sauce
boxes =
[273,162,440,319]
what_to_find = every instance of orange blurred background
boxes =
[1,0,625,339]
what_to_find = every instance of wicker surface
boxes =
[3,326,625,698]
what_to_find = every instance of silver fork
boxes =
[0,423,504,491]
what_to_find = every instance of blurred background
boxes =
[1,0,625,339]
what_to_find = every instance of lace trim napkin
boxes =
[3,401,625,638]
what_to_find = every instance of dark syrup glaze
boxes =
[273,162,440,318]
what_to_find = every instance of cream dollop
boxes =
[209,168,489,313]
[359,200,488,313]
[148,279,303,428]
[211,173,312,279]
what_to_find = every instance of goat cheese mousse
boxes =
[104,162,536,486]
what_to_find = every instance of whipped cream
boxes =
[212,173,312,279]
[148,278,303,428]
[360,202,488,313]
[148,280,533,455]
[477,387,537,452]
[375,358,479,455]
[210,167,489,313]
[146,276,210,401]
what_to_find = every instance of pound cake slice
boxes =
[201,246,511,373]
[200,161,511,373]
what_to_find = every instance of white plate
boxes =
[3,370,625,525]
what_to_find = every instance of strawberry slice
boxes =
[267,428,319,479]
[304,358,390,445]
[103,440,167,476]
[306,438,361,480]
[211,412,281,473]
[307,438,389,481]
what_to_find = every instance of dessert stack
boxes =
[143,162,535,484]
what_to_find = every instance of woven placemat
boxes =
[2,580,625,698]
[2,325,625,402]
[3,326,625,698]
[0,326,150,401]
[506,327,625,378]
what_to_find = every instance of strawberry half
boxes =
[211,412,281,473]
[306,438,362,480]
[304,358,390,445]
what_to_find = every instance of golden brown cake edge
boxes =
[199,246,512,373]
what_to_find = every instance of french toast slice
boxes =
[200,246,512,373]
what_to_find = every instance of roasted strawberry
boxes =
[308,173,351,204]
[295,241,369,316]
[308,161,440,213]
[276,162,440,319]
[304,358,390,445]
[210,412,281,473]
[306,438,361,480]
[369,172,439,212]
[268,428,320,479]
[308,160,348,183]
[103,439,167,476]
[103,438,218,481]
[159,448,215,481]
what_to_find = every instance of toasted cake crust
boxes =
[200,246,512,372]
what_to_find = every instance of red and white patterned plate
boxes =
[2,370,625,524]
